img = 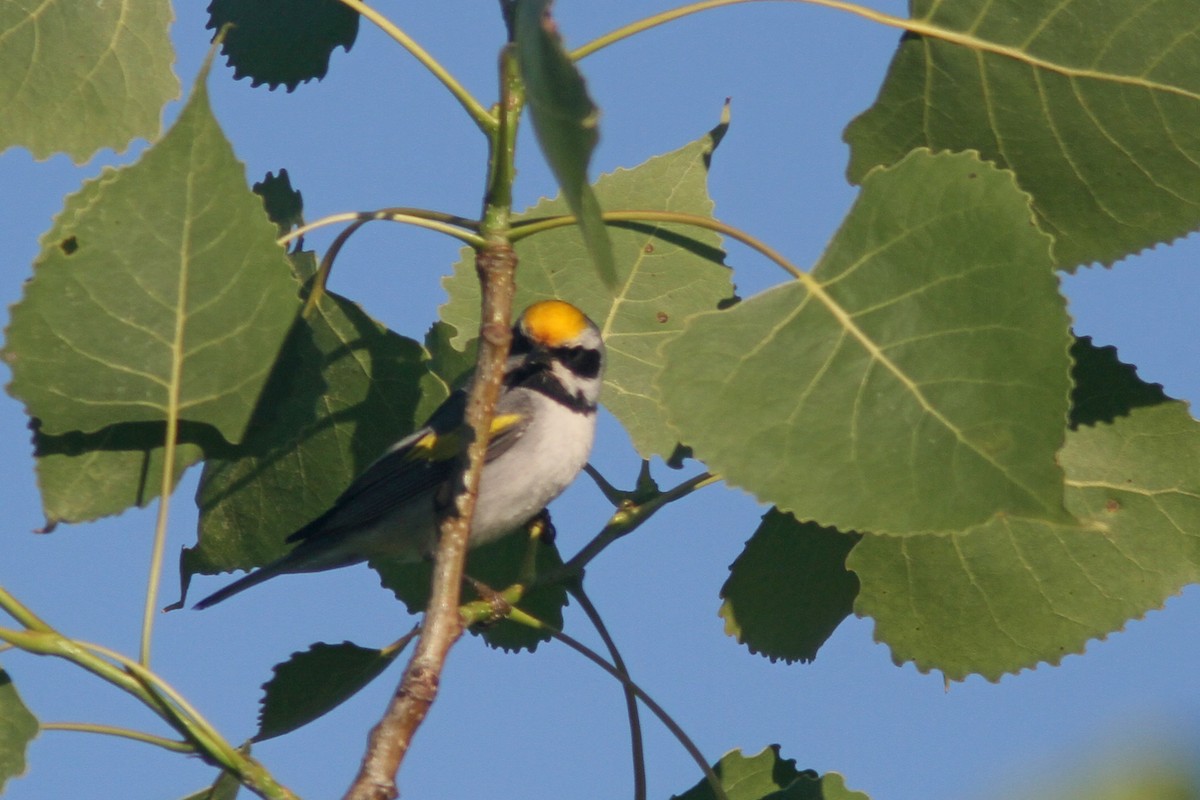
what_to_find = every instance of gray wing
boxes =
[286,389,530,544]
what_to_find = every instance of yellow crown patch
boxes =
[521,300,588,345]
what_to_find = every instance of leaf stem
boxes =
[141,266,186,667]
[297,211,485,317]
[511,210,804,278]
[571,0,907,61]
[278,209,485,249]
[569,585,646,800]
[508,607,727,800]
[0,586,55,633]
[342,43,526,800]
[40,722,194,753]
[558,470,718,579]
[334,0,496,133]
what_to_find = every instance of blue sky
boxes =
[2,2,1199,799]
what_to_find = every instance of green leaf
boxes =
[850,341,1200,680]
[671,746,869,800]
[256,641,405,741]
[3,62,300,446]
[720,510,860,664]
[32,422,211,527]
[186,291,431,580]
[374,530,568,653]
[252,169,305,237]
[844,0,1200,270]
[1068,336,1167,428]
[179,767,242,800]
[0,666,38,794]
[0,0,179,161]
[514,0,614,285]
[442,116,735,458]
[208,0,358,92]
[659,149,1071,535]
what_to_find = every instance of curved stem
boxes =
[279,209,484,249]
[40,722,194,754]
[508,608,727,800]
[280,209,485,318]
[73,640,240,764]
[572,0,911,61]
[510,210,803,279]
[334,0,495,132]
[570,586,646,800]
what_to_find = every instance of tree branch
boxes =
[342,244,518,800]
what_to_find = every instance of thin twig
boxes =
[40,722,194,754]
[343,243,518,800]
[508,608,727,800]
[570,585,646,800]
[334,0,496,132]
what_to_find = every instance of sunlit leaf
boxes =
[442,115,734,458]
[845,0,1200,269]
[671,746,869,800]
[0,666,37,794]
[660,150,1070,535]
[0,0,179,161]
[4,55,299,526]
[850,340,1200,680]
[4,62,300,444]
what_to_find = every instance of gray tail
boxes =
[193,564,281,610]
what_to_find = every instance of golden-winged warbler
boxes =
[195,300,604,609]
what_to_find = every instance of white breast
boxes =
[470,389,597,545]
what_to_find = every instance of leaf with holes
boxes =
[660,149,1071,535]
[845,0,1200,270]
[186,291,431,584]
[442,114,734,458]
[0,0,179,161]
[4,61,299,445]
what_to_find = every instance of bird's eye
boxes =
[509,334,533,356]
[559,346,601,378]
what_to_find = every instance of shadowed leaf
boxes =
[208,0,358,92]
[185,292,430,584]
[256,641,406,741]
[720,509,860,664]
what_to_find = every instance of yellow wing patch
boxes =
[405,413,524,462]
[521,300,588,346]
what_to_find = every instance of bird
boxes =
[194,299,604,609]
